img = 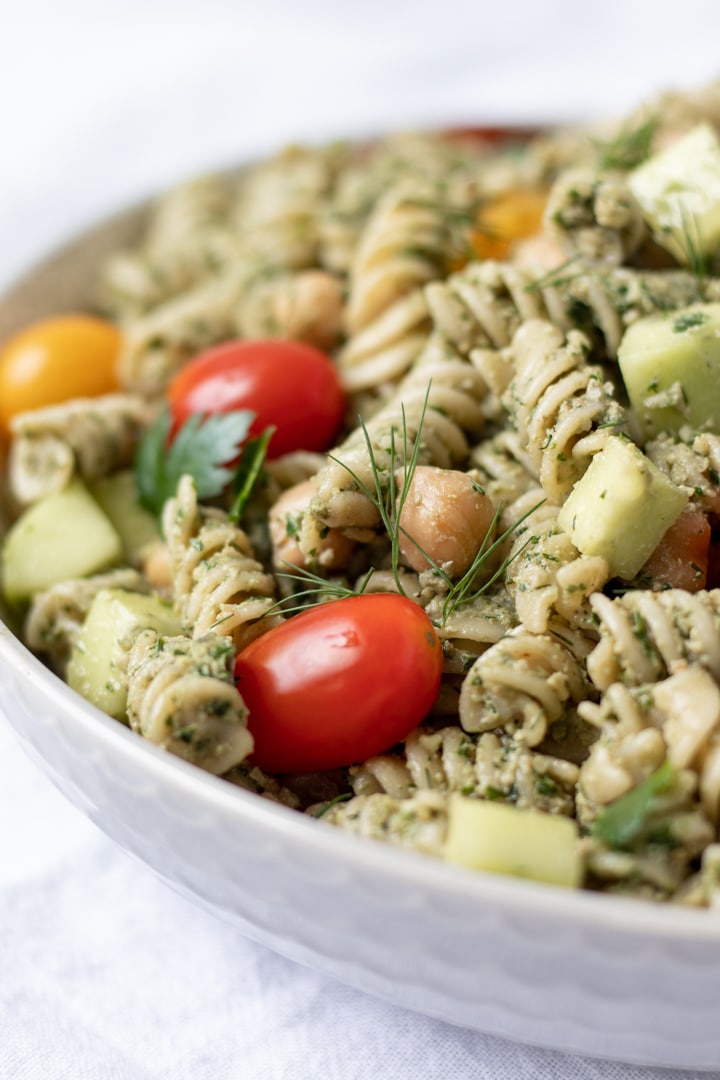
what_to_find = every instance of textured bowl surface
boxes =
[3,193,720,1072]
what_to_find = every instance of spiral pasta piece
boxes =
[163,475,280,650]
[322,789,448,856]
[350,725,579,817]
[117,274,245,396]
[319,132,495,275]
[125,629,252,774]
[24,568,149,670]
[458,626,589,748]
[339,177,484,391]
[232,143,342,271]
[504,492,610,633]
[544,167,648,264]
[426,260,720,361]
[577,669,719,898]
[469,431,538,518]
[503,319,627,504]
[99,176,238,318]
[646,430,720,512]
[587,588,720,692]
[8,394,154,504]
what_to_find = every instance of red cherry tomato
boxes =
[234,594,443,773]
[167,339,345,459]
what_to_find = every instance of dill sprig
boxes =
[595,116,658,172]
[266,381,543,625]
[437,497,543,623]
[523,254,584,294]
[268,565,376,619]
[327,387,432,596]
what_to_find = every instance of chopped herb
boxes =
[673,311,708,333]
[535,775,559,797]
[313,792,353,818]
[595,116,658,171]
[523,255,583,294]
[591,760,677,850]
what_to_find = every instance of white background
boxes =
[1,3,720,1077]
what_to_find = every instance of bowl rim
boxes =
[2,150,720,946]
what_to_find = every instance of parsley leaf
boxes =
[228,425,276,522]
[135,408,255,515]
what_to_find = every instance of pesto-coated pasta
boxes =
[6,79,720,906]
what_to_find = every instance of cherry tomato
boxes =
[167,339,345,459]
[642,506,710,591]
[234,594,443,773]
[0,314,122,439]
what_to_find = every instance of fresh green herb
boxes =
[591,760,677,850]
[672,311,708,333]
[228,426,276,522]
[535,775,559,797]
[328,388,432,595]
[595,116,658,171]
[523,255,583,294]
[135,408,254,515]
[269,565,376,619]
[329,386,543,616]
[438,499,542,624]
[312,792,353,818]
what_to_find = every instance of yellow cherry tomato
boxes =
[0,314,122,438]
[470,187,549,262]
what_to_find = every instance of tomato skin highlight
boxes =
[167,339,345,459]
[0,314,121,438]
[234,594,443,773]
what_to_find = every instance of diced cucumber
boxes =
[628,123,720,263]
[1,479,123,604]
[67,587,182,719]
[617,302,720,438]
[444,795,581,888]
[90,470,161,566]
[557,435,687,580]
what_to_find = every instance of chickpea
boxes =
[142,540,173,590]
[269,480,356,572]
[398,466,496,577]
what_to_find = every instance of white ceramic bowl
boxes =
[3,198,720,1073]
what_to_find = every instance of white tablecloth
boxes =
[2,5,720,1076]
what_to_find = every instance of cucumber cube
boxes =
[67,588,182,719]
[444,795,581,888]
[90,471,161,566]
[1,479,123,604]
[557,435,687,579]
[617,302,720,438]
[629,123,720,263]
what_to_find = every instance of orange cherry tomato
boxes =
[470,188,549,262]
[0,314,122,438]
[235,593,443,773]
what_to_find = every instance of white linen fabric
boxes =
[1,4,720,1077]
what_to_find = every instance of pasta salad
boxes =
[4,81,720,904]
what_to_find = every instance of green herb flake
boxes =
[673,311,708,333]
[591,760,677,850]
